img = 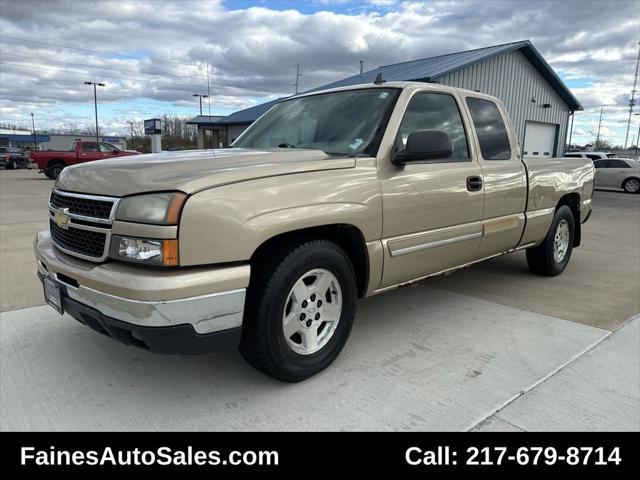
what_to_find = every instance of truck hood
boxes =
[55,148,356,197]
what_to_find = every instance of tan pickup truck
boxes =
[35,81,594,382]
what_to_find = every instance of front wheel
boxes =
[240,239,357,382]
[6,160,15,170]
[622,177,640,194]
[45,162,64,180]
[526,205,575,276]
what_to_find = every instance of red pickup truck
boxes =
[32,141,140,179]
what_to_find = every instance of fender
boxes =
[178,164,382,266]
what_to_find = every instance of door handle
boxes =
[466,176,483,192]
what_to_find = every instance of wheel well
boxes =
[557,193,581,247]
[250,224,370,298]
[621,176,639,188]
[46,159,66,168]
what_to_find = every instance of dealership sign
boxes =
[144,119,161,135]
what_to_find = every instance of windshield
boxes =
[232,88,399,156]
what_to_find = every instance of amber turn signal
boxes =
[165,193,187,224]
[162,239,179,266]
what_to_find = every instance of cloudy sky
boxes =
[0,0,638,146]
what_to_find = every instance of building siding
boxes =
[41,134,127,151]
[227,125,248,143]
[438,49,570,156]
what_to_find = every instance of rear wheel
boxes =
[240,239,357,382]
[622,177,640,194]
[526,205,575,276]
[45,161,65,180]
[6,160,15,170]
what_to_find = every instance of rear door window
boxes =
[608,160,631,168]
[465,97,512,160]
[82,142,99,152]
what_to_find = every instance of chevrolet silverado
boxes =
[35,81,594,382]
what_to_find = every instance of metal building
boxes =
[0,130,126,150]
[212,40,582,158]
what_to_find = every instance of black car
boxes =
[0,147,31,169]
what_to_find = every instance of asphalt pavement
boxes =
[0,169,638,431]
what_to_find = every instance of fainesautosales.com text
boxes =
[20,446,279,467]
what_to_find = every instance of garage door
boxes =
[523,122,557,159]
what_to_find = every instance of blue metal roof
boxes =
[215,98,284,125]
[215,40,582,126]
[0,133,50,142]
[186,115,224,126]
[310,41,531,91]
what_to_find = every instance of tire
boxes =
[45,161,65,180]
[622,177,640,194]
[6,160,15,170]
[526,205,575,276]
[240,239,357,382]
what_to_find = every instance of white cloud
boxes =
[0,0,637,144]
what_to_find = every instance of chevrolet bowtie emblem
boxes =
[54,208,71,230]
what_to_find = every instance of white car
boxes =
[593,158,639,193]
[564,153,639,193]
[564,151,621,161]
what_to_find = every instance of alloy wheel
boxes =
[282,268,342,355]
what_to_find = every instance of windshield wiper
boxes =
[277,143,335,155]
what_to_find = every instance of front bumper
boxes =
[35,231,249,354]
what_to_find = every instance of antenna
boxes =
[359,59,364,76]
[624,42,640,149]
[374,73,385,85]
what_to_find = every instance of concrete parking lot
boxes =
[1,168,638,431]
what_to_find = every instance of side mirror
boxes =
[392,130,453,164]
[112,150,119,154]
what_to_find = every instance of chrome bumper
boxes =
[36,244,246,336]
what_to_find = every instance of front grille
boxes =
[50,191,114,220]
[50,219,107,258]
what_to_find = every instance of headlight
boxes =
[116,192,186,225]
[110,235,179,266]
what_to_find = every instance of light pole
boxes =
[127,120,135,150]
[192,94,208,115]
[294,64,302,94]
[567,110,574,151]
[30,113,37,150]
[635,113,640,158]
[595,107,604,149]
[84,81,105,144]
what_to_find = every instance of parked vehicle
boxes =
[30,141,140,179]
[592,158,640,193]
[564,151,621,160]
[35,82,594,382]
[0,146,31,169]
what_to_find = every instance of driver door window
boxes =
[397,92,470,161]
[99,143,117,154]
